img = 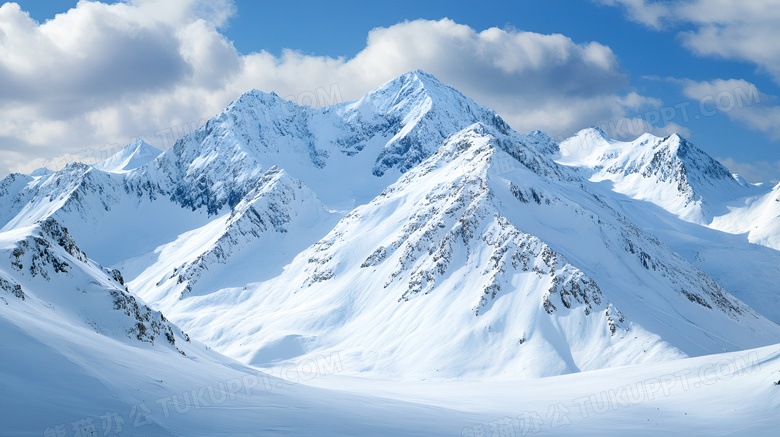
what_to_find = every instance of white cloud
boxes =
[597,0,669,29]
[0,1,661,176]
[599,0,780,83]
[679,78,780,139]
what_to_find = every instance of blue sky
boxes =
[4,0,780,181]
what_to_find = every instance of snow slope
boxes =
[308,343,780,437]
[584,179,780,325]
[4,275,779,437]
[127,166,341,305]
[0,162,216,268]
[0,218,190,353]
[709,182,780,250]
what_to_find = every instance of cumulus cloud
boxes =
[599,0,780,83]
[0,0,661,176]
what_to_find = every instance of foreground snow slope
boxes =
[0,217,479,436]
[0,218,190,352]
[309,343,780,437]
[3,309,778,437]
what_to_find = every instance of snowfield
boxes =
[1,70,779,436]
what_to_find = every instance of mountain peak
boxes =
[94,139,162,174]
[220,89,302,120]
[234,88,285,105]
[559,126,610,159]
[400,69,444,87]
[362,69,471,110]
[664,132,688,152]
[29,167,53,177]
[581,126,610,139]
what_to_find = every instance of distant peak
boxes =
[523,130,559,156]
[577,126,610,140]
[124,138,161,157]
[527,129,549,138]
[128,138,156,152]
[30,167,53,177]
[362,69,489,120]
[411,68,434,77]
[559,127,612,159]
[731,173,750,188]
[94,139,162,174]
[246,89,282,100]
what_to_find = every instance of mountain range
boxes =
[2,70,779,436]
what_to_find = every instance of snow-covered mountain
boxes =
[2,70,778,377]
[2,70,780,435]
[133,121,780,380]
[558,127,752,223]
[557,127,780,253]
[127,69,509,213]
[1,218,498,437]
[556,128,780,323]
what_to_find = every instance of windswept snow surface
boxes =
[1,71,780,435]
